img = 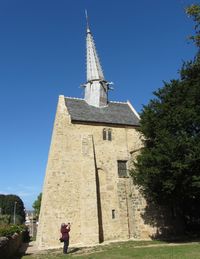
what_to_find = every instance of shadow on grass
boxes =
[68,247,81,254]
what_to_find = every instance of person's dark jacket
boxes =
[60,225,70,241]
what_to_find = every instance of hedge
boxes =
[0,225,26,237]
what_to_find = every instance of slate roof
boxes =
[65,98,139,126]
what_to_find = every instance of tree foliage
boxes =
[32,193,42,219]
[186,4,200,48]
[0,224,26,237]
[0,194,25,224]
[131,4,200,228]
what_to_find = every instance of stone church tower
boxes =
[36,15,156,249]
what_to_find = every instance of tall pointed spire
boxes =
[84,10,110,108]
[85,10,104,82]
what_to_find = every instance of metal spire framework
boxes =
[84,10,111,107]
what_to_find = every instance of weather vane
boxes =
[85,9,90,31]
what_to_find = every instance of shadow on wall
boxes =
[141,200,185,241]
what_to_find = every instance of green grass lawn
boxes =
[19,240,200,259]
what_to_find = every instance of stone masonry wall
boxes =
[0,233,23,259]
[36,95,157,249]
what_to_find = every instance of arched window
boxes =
[102,128,112,141]
[108,129,112,141]
[103,128,107,140]
[112,209,115,219]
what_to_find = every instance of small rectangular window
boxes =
[112,209,115,219]
[117,161,127,178]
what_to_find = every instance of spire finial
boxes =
[85,9,90,33]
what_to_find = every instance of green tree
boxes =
[0,194,5,214]
[0,194,25,224]
[131,4,200,230]
[32,193,42,219]
[186,4,200,48]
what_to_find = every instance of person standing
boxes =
[60,222,71,254]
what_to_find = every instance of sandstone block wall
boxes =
[36,95,157,249]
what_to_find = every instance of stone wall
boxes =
[36,95,157,249]
[0,233,22,259]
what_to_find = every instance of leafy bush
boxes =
[0,224,26,237]
[0,215,11,225]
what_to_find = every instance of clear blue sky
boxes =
[0,0,197,210]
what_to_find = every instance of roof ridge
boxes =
[109,101,127,104]
[65,97,84,100]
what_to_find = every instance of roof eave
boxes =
[70,119,140,128]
